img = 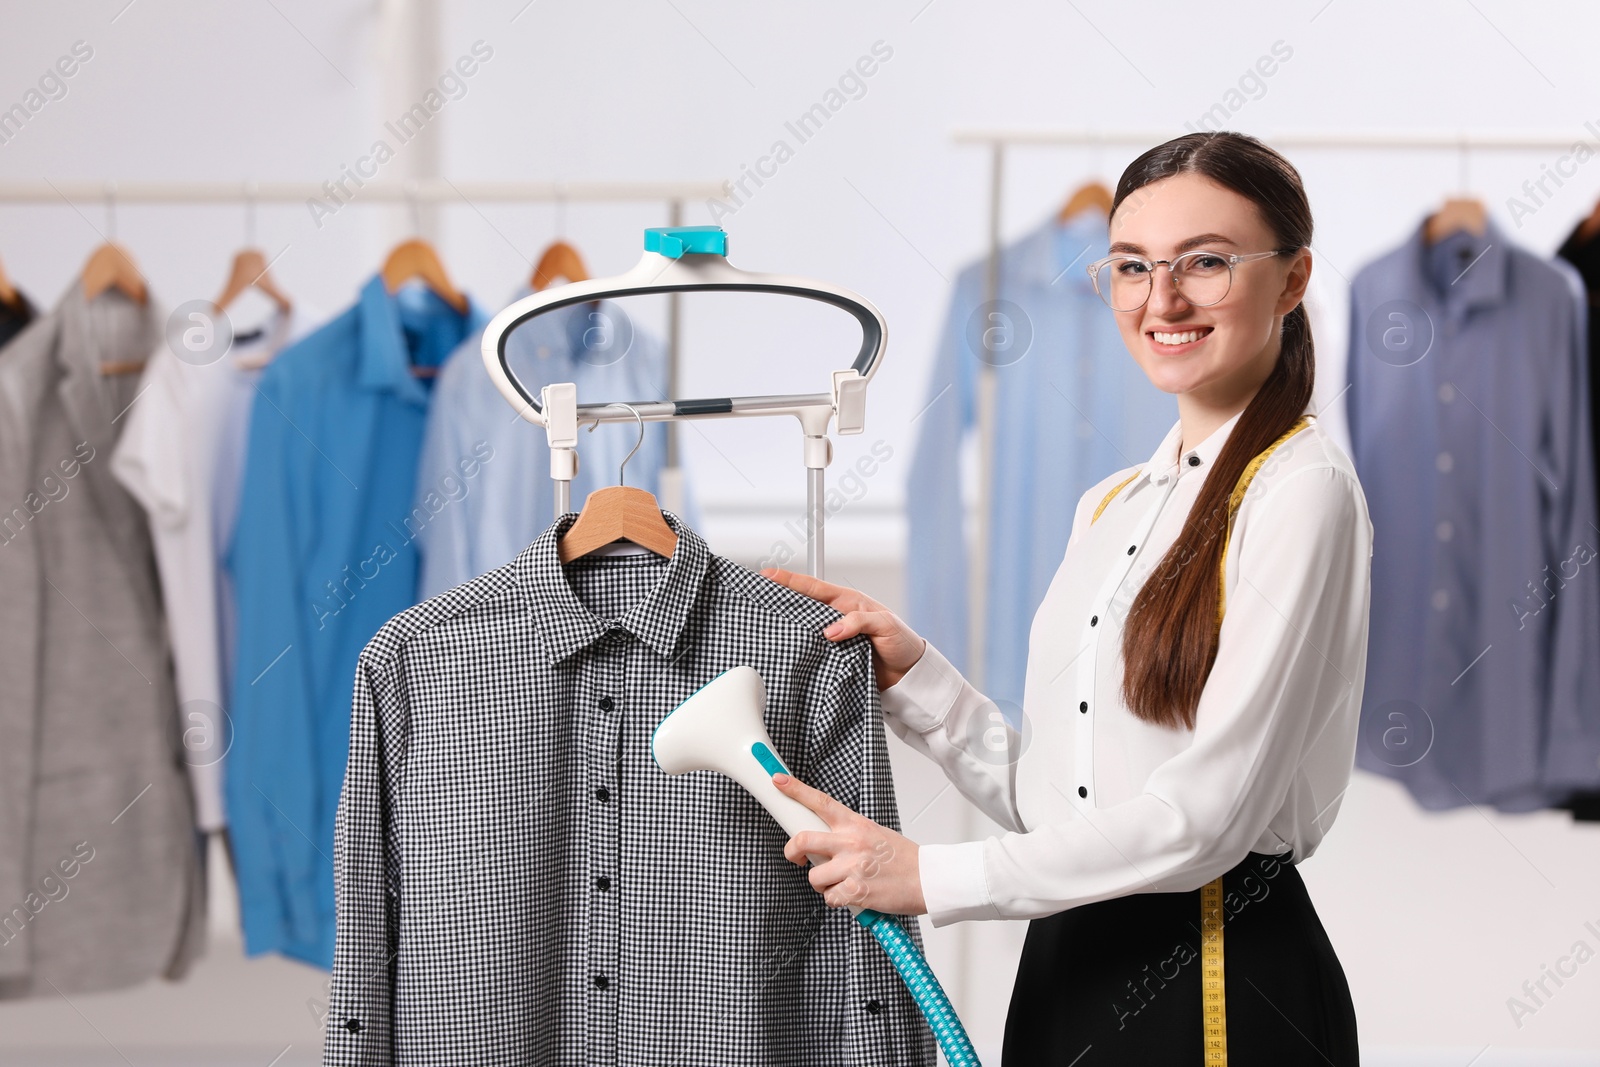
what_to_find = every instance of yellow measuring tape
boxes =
[1091,414,1311,1063]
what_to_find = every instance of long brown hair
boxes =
[1115,131,1315,730]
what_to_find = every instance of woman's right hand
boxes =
[759,568,927,690]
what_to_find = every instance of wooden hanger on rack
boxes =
[0,252,19,308]
[1058,180,1114,223]
[1576,197,1600,245]
[1423,196,1487,245]
[380,236,468,379]
[381,237,469,314]
[214,248,293,315]
[81,242,150,375]
[81,241,147,305]
[531,239,590,291]
[558,404,678,563]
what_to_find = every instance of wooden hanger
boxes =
[1576,197,1600,245]
[381,237,469,314]
[80,242,149,375]
[1424,197,1487,245]
[531,239,590,291]
[0,252,18,308]
[557,405,678,563]
[380,237,468,378]
[81,241,148,305]
[1058,180,1114,223]
[214,248,293,315]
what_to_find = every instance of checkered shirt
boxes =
[323,509,935,1066]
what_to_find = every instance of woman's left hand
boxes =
[773,773,927,916]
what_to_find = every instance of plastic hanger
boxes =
[1058,180,1113,223]
[531,239,590,291]
[1423,197,1487,245]
[558,404,678,562]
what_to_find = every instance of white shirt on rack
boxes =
[882,409,1374,928]
[112,307,306,831]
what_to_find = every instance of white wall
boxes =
[3,0,1600,1060]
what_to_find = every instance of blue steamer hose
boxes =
[856,908,982,1066]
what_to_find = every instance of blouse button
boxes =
[1090,615,1099,627]
[1077,786,1088,798]
[1127,545,1136,555]
[598,695,615,712]
[594,974,610,990]
[595,787,611,803]
[1079,701,1088,713]
[865,999,883,1015]
[1187,455,1201,467]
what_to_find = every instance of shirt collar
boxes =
[516,508,710,664]
[1141,408,1245,486]
[1003,210,1110,291]
[356,274,476,405]
[1401,212,1509,322]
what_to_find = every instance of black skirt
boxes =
[1002,853,1358,1066]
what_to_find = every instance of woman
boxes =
[763,131,1371,1064]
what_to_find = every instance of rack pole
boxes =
[661,198,687,518]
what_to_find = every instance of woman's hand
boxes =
[773,772,927,916]
[759,568,927,689]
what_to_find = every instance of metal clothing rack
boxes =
[0,178,728,515]
[949,126,1596,694]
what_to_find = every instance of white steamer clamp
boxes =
[479,224,884,578]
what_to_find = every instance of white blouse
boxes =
[882,409,1374,927]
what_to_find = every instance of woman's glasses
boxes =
[1086,248,1294,312]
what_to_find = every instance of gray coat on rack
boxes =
[0,285,203,997]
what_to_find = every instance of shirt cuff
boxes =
[880,640,964,736]
[918,840,996,927]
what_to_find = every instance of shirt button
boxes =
[865,999,882,1015]
[1436,452,1454,473]
[1436,521,1454,542]
[1438,383,1456,403]
[1077,786,1088,798]
[1090,615,1099,627]
[595,875,611,891]
[1127,545,1136,555]
[595,787,611,803]
[342,1018,364,1034]
[1079,701,1088,713]
[1187,455,1201,467]
[598,696,615,712]
[594,974,610,990]
[1432,589,1450,611]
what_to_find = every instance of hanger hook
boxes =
[587,402,646,487]
[245,180,259,248]
[405,179,421,237]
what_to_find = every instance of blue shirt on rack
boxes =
[905,211,1175,712]
[1347,215,1600,812]
[413,295,694,599]
[225,276,485,966]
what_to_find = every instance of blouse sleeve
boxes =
[914,465,1371,927]
[880,641,1027,836]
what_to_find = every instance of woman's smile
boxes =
[1146,324,1214,354]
